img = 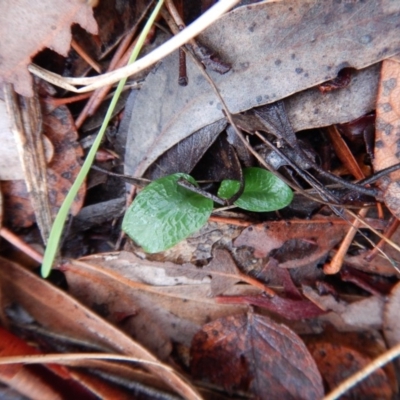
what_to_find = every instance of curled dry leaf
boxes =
[0,257,202,400]
[190,312,324,399]
[125,0,397,177]
[374,59,400,219]
[0,0,97,96]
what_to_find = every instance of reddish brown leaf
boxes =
[308,341,393,400]
[216,293,325,321]
[190,312,323,399]
[0,0,97,96]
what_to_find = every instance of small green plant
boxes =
[122,167,293,253]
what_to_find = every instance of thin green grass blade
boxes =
[41,0,165,277]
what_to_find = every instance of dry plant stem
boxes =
[71,39,101,73]
[324,207,369,274]
[238,273,276,296]
[0,353,176,373]
[346,209,400,254]
[0,228,44,264]
[326,126,365,179]
[323,341,400,400]
[28,0,242,92]
[365,217,400,261]
[208,215,252,227]
[45,92,93,110]
[115,185,137,250]
[3,83,53,243]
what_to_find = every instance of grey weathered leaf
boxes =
[125,0,398,177]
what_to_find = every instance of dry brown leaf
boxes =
[64,254,260,358]
[0,0,97,96]
[191,312,324,399]
[0,257,202,400]
[306,332,394,400]
[374,59,400,219]
[233,216,349,269]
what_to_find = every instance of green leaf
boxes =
[122,173,213,253]
[218,167,293,212]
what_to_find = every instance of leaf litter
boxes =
[1,1,400,399]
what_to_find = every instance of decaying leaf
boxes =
[166,248,243,297]
[373,59,400,219]
[233,216,349,268]
[0,0,97,97]
[125,0,398,177]
[191,312,324,399]
[306,331,394,400]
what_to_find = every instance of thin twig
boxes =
[71,39,102,73]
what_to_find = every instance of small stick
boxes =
[44,92,93,110]
[0,227,44,264]
[365,217,400,261]
[324,207,368,274]
[71,39,102,74]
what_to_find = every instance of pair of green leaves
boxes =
[122,168,293,253]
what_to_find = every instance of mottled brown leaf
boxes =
[373,59,400,219]
[191,312,323,399]
[234,216,349,268]
[308,341,393,400]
